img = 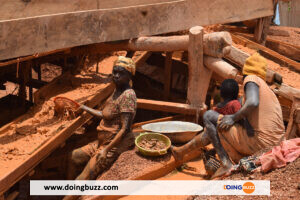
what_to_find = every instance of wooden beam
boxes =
[231,34,300,72]
[137,98,203,115]
[187,26,210,107]
[0,0,274,60]
[0,0,178,20]
[285,97,300,139]
[234,32,300,62]
[164,52,173,100]
[204,56,238,80]
[265,38,300,62]
[0,83,114,195]
[0,32,230,68]
[73,32,231,56]
[273,83,300,102]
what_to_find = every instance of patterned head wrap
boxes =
[243,52,267,80]
[113,56,136,76]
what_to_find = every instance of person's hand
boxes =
[96,149,108,164]
[218,115,235,131]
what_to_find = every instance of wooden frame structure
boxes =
[0,0,274,60]
[4,0,296,198]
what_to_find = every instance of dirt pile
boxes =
[0,55,118,178]
[98,149,171,180]
[138,138,167,151]
[268,26,300,46]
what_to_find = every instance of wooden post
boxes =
[187,26,212,107]
[63,56,68,73]
[29,65,33,102]
[96,54,99,74]
[254,16,272,45]
[18,61,31,103]
[37,64,41,81]
[164,52,173,100]
[254,18,264,44]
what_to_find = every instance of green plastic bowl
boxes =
[135,132,171,156]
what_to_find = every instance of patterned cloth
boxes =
[113,56,136,75]
[81,88,137,156]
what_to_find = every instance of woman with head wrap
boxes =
[66,56,137,185]
[172,52,285,179]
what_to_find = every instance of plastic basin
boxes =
[141,121,203,143]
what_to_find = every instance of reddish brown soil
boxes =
[0,55,119,178]
[268,26,300,46]
[98,149,171,180]
[138,138,167,151]
[188,158,300,200]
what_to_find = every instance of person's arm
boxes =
[80,105,103,118]
[218,82,259,130]
[97,112,133,161]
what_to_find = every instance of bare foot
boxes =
[211,163,233,179]
[170,146,184,161]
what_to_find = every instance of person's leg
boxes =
[202,111,233,178]
[67,148,91,180]
[171,110,219,161]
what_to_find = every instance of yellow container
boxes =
[135,132,171,156]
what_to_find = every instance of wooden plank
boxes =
[231,34,300,72]
[33,72,72,104]
[0,83,114,195]
[265,38,300,62]
[0,0,177,20]
[187,26,209,106]
[0,0,274,60]
[234,32,300,62]
[0,32,229,68]
[137,98,202,115]
[164,52,173,100]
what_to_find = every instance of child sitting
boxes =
[213,79,241,115]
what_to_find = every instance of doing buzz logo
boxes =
[224,182,255,194]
